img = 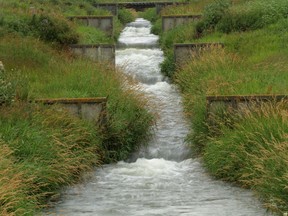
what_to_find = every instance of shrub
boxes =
[160,51,175,78]
[5,16,32,36]
[196,0,231,32]
[140,8,158,24]
[30,14,79,45]
[118,8,135,25]
[151,18,161,35]
[198,0,288,34]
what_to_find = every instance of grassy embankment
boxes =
[98,0,187,2]
[0,0,153,215]
[142,0,288,214]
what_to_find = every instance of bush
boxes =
[216,10,263,33]
[197,0,231,31]
[30,14,79,45]
[118,8,135,25]
[140,8,158,24]
[198,0,288,34]
[160,51,175,78]
[5,16,32,36]
[151,18,161,35]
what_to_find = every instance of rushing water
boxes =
[44,19,272,216]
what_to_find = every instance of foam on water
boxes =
[43,18,273,216]
[118,19,158,48]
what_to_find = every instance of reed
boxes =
[0,0,154,214]
[173,15,288,215]
[204,101,288,212]
[0,102,103,215]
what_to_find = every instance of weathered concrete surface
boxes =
[206,95,288,120]
[162,15,202,32]
[174,43,224,65]
[35,98,108,126]
[69,16,114,36]
[70,44,115,65]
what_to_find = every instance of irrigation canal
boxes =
[44,18,272,216]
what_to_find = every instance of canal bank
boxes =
[43,18,271,216]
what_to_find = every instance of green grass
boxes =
[204,101,288,212]
[0,102,103,215]
[0,1,154,214]
[0,34,154,215]
[76,25,114,44]
[154,0,288,213]
[0,0,138,46]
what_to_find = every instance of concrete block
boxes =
[70,44,115,66]
[162,15,202,32]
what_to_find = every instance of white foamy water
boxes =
[43,18,273,216]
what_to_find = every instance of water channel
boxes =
[45,18,272,216]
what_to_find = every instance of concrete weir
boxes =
[162,15,202,32]
[206,94,288,120]
[68,16,114,36]
[70,44,115,65]
[35,98,108,126]
[174,43,224,65]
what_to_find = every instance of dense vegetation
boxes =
[143,0,288,214]
[0,0,137,45]
[0,0,151,215]
[1,0,288,214]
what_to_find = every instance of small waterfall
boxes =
[43,18,272,216]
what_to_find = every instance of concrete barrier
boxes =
[35,98,108,126]
[174,43,224,65]
[206,94,288,119]
[68,16,114,36]
[70,44,115,65]
[162,15,202,32]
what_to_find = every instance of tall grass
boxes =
[174,18,288,213]
[0,8,154,214]
[143,0,288,213]
[0,103,103,215]
[196,0,288,34]
[0,34,154,161]
[0,141,34,215]
[76,25,114,44]
[0,0,136,46]
[160,0,215,16]
[204,101,288,212]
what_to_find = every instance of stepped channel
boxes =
[44,18,272,216]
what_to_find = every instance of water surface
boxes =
[44,18,271,216]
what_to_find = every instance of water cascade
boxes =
[45,18,272,216]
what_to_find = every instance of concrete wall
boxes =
[35,98,108,126]
[69,16,114,36]
[174,43,224,65]
[70,44,115,65]
[162,15,202,32]
[206,95,288,121]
